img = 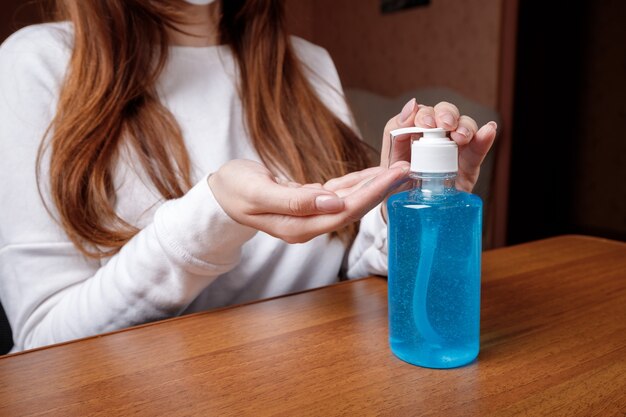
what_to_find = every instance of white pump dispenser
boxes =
[389,127,458,174]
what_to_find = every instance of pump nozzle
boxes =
[389,127,457,173]
[390,126,446,140]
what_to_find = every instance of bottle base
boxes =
[390,343,478,369]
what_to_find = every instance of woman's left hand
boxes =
[380,98,497,193]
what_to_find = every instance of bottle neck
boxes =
[410,172,457,195]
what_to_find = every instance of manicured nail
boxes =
[488,121,498,130]
[441,113,455,127]
[315,195,343,212]
[457,126,470,137]
[399,98,416,123]
[423,115,436,127]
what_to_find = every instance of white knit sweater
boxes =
[0,23,388,352]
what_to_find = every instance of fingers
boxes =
[302,183,324,190]
[210,162,346,217]
[209,159,410,244]
[333,161,410,198]
[275,177,303,188]
[291,165,412,242]
[252,180,345,216]
[415,101,461,132]
[399,97,418,125]
[450,115,478,146]
[415,105,437,128]
[323,168,383,191]
[380,98,419,168]
[251,165,410,244]
[332,171,385,198]
[433,101,460,131]
[340,165,410,223]
[458,121,497,171]
[323,166,384,192]
[380,100,468,171]
[473,121,498,157]
[457,121,497,192]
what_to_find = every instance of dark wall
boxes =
[0,0,43,43]
[573,0,626,240]
[508,0,626,244]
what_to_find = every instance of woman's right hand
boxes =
[208,159,409,243]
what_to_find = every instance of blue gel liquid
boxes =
[387,188,482,369]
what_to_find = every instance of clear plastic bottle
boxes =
[387,127,482,369]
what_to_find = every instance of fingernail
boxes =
[315,195,343,212]
[457,126,470,137]
[441,113,455,127]
[423,115,436,127]
[488,121,498,130]
[399,98,416,123]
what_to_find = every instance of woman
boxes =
[0,0,496,352]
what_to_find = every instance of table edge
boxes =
[0,276,387,360]
[489,234,625,253]
[3,234,622,360]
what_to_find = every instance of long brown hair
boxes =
[39,0,371,258]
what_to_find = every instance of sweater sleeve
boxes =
[0,24,256,352]
[346,205,389,278]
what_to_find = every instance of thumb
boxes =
[259,182,345,216]
[380,98,419,168]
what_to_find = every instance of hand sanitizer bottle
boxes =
[387,127,482,369]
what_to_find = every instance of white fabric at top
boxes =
[0,22,387,352]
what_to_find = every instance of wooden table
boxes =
[0,235,625,416]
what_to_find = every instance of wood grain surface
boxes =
[0,235,624,416]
